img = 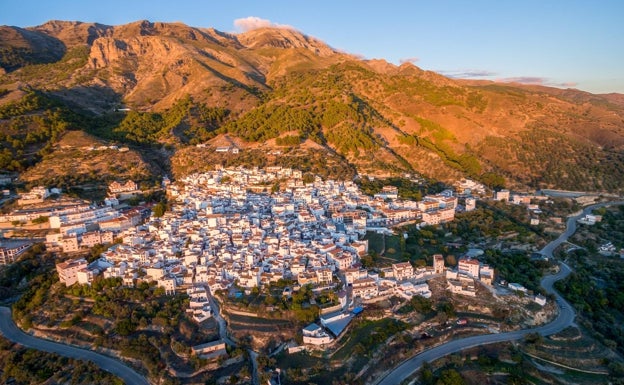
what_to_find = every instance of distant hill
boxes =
[1,20,623,193]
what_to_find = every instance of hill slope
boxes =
[1,20,623,193]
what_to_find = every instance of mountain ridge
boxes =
[0,20,623,194]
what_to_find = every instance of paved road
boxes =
[377,201,624,385]
[540,201,624,258]
[0,307,150,385]
[207,291,236,347]
[208,291,260,385]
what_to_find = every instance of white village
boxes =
[49,167,508,350]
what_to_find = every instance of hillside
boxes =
[1,20,623,193]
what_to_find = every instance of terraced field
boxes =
[224,312,298,350]
[521,326,617,384]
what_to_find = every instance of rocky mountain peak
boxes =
[237,27,336,56]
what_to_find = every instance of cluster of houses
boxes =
[0,182,149,254]
[42,168,580,356]
[446,257,495,297]
[345,259,441,302]
[15,186,61,206]
[49,168,470,330]
[454,179,487,196]
[300,254,501,347]
[46,168,505,354]
[187,286,212,322]
[80,144,130,153]
[42,201,146,252]
[13,171,556,319]
[578,213,602,225]
[108,180,139,195]
[0,239,33,265]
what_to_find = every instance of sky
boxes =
[1,0,623,94]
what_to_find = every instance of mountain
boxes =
[1,20,623,194]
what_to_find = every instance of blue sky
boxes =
[1,0,623,94]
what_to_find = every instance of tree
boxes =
[437,301,455,318]
[445,255,457,267]
[152,201,167,217]
[480,172,506,189]
[420,363,435,384]
[114,318,136,336]
[302,173,315,184]
[436,369,466,385]
[32,216,49,224]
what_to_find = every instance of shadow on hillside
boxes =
[0,27,66,72]
[47,84,173,181]
[50,84,123,115]
[194,57,266,97]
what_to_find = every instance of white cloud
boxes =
[496,77,577,88]
[438,69,498,78]
[233,16,292,32]
[399,57,420,64]
[497,76,546,85]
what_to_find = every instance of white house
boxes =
[302,323,333,345]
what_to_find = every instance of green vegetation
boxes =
[275,317,409,385]
[420,331,622,385]
[180,103,230,145]
[556,205,624,355]
[478,129,624,192]
[397,116,492,183]
[104,96,230,146]
[447,201,542,242]
[465,91,488,113]
[480,172,506,189]
[333,318,409,360]
[0,41,64,73]
[396,295,434,315]
[112,110,169,144]
[474,84,529,98]
[172,146,356,181]
[383,76,467,107]
[483,249,549,294]
[64,277,188,336]
[6,46,91,84]
[364,200,548,283]
[220,66,390,159]
[31,215,49,224]
[521,326,620,383]
[151,200,167,217]
[419,346,533,385]
[223,103,319,142]
[275,134,302,146]
[11,260,211,377]
[324,121,378,157]
[226,282,320,323]
[0,91,210,196]
[1,54,622,196]
[356,176,434,200]
[0,90,75,171]
[0,243,51,300]
[0,337,123,385]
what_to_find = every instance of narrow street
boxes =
[208,290,259,385]
[207,292,235,346]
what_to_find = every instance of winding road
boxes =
[377,201,624,385]
[0,307,149,385]
[1,202,621,385]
